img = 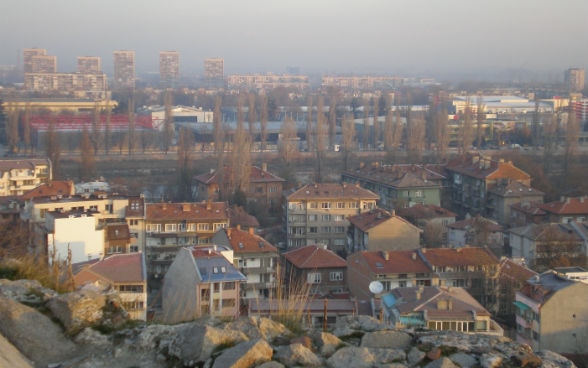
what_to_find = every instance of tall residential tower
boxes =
[113,50,135,91]
[159,51,179,88]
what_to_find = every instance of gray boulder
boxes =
[274,343,323,366]
[424,356,458,368]
[361,330,413,350]
[212,339,273,368]
[327,346,375,368]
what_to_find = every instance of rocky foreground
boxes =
[0,279,577,368]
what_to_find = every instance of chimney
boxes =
[236,224,241,230]
[182,203,191,212]
[262,162,267,172]
[381,251,389,261]
[249,227,254,235]
[206,199,212,211]
[412,252,417,261]
[227,228,232,238]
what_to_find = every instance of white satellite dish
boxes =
[369,281,384,294]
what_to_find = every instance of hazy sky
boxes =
[2,0,588,79]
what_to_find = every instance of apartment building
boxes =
[0,158,51,197]
[204,57,224,86]
[113,50,135,91]
[212,227,278,300]
[515,270,588,354]
[23,48,47,74]
[74,252,148,320]
[341,163,446,210]
[227,73,309,91]
[486,180,544,225]
[285,183,379,253]
[144,201,229,282]
[45,210,104,263]
[564,67,585,92]
[77,56,101,74]
[24,72,108,95]
[321,75,405,90]
[159,51,179,87]
[445,154,531,218]
[161,246,246,323]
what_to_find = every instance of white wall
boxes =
[48,214,104,263]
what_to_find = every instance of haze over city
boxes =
[3,0,588,81]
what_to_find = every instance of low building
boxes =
[396,204,457,247]
[382,286,503,336]
[347,208,422,253]
[510,201,546,227]
[495,257,537,322]
[347,250,438,301]
[447,216,504,251]
[212,227,278,300]
[161,246,246,324]
[282,245,348,298]
[0,158,52,197]
[514,270,588,354]
[486,180,544,226]
[74,252,148,320]
[46,210,104,263]
[539,196,588,223]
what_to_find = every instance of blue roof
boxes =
[195,256,246,282]
[382,293,397,308]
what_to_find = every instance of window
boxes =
[307,272,321,284]
[269,186,278,193]
[334,226,345,233]
[309,202,318,209]
[333,215,345,221]
[333,239,345,246]
[222,298,236,307]
[309,227,318,233]
[198,223,211,231]
[414,190,423,198]
[147,224,161,233]
[321,202,331,209]
[224,282,235,290]
[321,226,331,233]
[349,202,358,209]
[322,214,331,221]
[213,223,227,230]
[165,224,177,232]
[129,219,138,226]
[308,214,317,221]
[213,283,220,292]
[336,202,345,209]
[105,204,113,214]
[330,272,343,281]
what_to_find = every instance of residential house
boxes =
[0,158,51,197]
[514,270,588,354]
[74,252,148,320]
[46,210,104,263]
[418,247,500,312]
[486,180,544,226]
[341,163,446,209]
[282,245,348,298]
[228,206,259,233]
[104,222,132,256]
[510,201,546,227]
[396,204,457,248]
[285,183,379,253]
[212,227,278,300]
[447,216,504,255]
[553,266,588,283]
[195,164,285,209]
[20,180,75,201]
[346,250,439,301]
[144,201,229,285]
[495,257,537,322]
[160,246,246,324]
[508,223,586,272]
[125,196,145,253]
[538,196,588,223]
[381,286,503,336]
[445,154,531,218]
[347,208,422,254]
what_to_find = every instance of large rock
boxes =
[0,333,34,368]
[326,346,376,368]
[274,343,323,367]
[212,339,273,368]
[0,278,57,306]
[47,289,107,335]
[424,356,459,368]
[0,296,78,366]
[167,322,249,366]
[224,316,291,341]
[360,330,413,350]
[311,331,345,357]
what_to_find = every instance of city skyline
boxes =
[2,0,588,81]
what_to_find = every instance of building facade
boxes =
[565,68,585,92]
[285,183,379,253]
[159,51,179,88]
[0,158,51,197]
[23,48,47,74]
[113,50,135,91]
[204,57,224,87]
[77,56,101,74]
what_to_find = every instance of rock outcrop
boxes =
[0,279,579,368]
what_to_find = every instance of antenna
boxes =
[369,281,384,295]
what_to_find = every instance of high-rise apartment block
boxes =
[204,57,224,87]
[159,51,179,87]
[23,48,47,73]
[31,55,57,73]
[77,56,102,74]
[564,68,585,92]
[113,50,135,91]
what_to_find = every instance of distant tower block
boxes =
[77,56,102,74]
[159,51,180,88]
[23,48,47,73]
[565,68,585,93]
[113,50,135,91]
[204,57,224,87]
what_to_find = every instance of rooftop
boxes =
[283,245,346,269]
[287,183,379,201]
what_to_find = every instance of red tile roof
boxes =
[447,216,503,232]
[343,163,446,189]
[396,204,457,221]
[510,201,546,216]
[287,183,379,200]
[497,258,537,283]
[0,158,50,171]
[228,206,260,228]
[420,247,499,267]
[74,253,145,285]
[446,155,530,181]
[357,250,431,274]
[488,180,544,198]
[222,227,278,254]
[105,223,131,241]
[539,196,588,215]
[21,180,74,200]
[125,197,145,218]
[283,245,346,269]
[146,201,228,221]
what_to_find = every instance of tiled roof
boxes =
[343,164,445,188]
[74,253,146,285]
[518,270,578,303]
[539,196,588,215]
[357,250,431,274]
[146,201,228,221]
[222,227,278,254]
[21,180,74,200]
[348,208,418,232]
[228,206,260,228]
[125,197,145,218]
[287,183,379,201]
[446,155,530,181]
[420,247,499,266]
[390,286,491,318]
[283,245,346,269]
[105,223,131,241]
[497,258,537,283]
[447,216,503,232]
[488,180,544,197]
[0,158,50,172]
[194,165,285,185]
[396,204,457,221]
[508,223,584,241]
[510,201,546,216]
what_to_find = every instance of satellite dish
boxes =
[369,281,384,294]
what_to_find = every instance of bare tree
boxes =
[542,112,559,174]
[564,108,580,177]
[372,97,380,148]
[278,116,298,163]
[476,94,485,150]
[162,89,174,154]
[406,111,426,163]
[362,98,370,150]
[434,107,449,161]
[459,96,473,158]
[127,94,136,156]
[305,95,313,152]
[22,103,32,154]
[45,116,61,179]
[177,126,195,201]
[328,93,338,149]
[104,99,112,155]
[5,101,19,154]
[91,100,101,155]
[79,127,96,181]
[315,95,327,182]
[391,107,404,151]
[341,113,356,170]
[259,94,269,151]
[228,94,251,198]
[248,92,257,149]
